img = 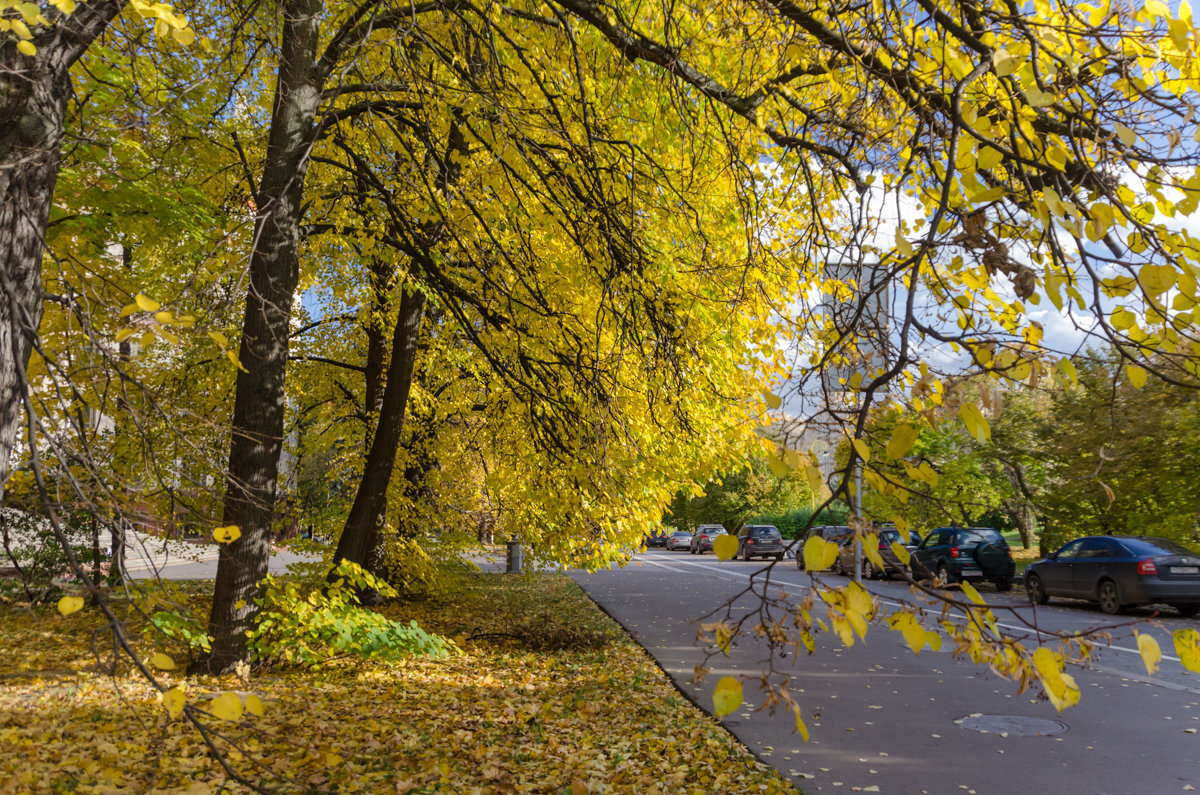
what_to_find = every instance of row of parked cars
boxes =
[649,523,1200,617]
[648,524,787,560]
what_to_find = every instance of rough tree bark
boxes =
[198,0,325,674]
[0,2,128,505]
[332,283,426,569]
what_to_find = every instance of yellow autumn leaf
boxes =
[960,581,985,605]
[890,541,911,566]
[763,390,783,409]
[213,525,241,544]
[161,687,186,720]
[1126,364,1148,389]
[925,630,943,652]
[885,423,919,461]
[766,450,789,478]
[209,692,244,721]
[794,706,810,742]
[958,402,991,443]
[134,293,161,312]
[149,652,177,671]
[1174,629,1200,674]
[864,542,892,578]
[851,437,871,463]
[244,694,265,716]
[713,534,738,560]
[803,535,837,571]
[902,621,927,654]
[114,327,136,343]
[57,595,84,616]
[712,676,743,718]
[1137,632,1162,676]
[17,40,36,56]
[830,613,855,647]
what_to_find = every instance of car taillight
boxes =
[1138,558,1158,575]
[747,539,755,545]
[950,546,959,558]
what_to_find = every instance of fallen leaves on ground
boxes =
[0,574,796,793]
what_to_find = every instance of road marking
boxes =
[639,554,1191,667]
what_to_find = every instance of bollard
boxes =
[506,540,523,573]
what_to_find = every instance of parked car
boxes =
[690,524,727,554]
[736,524,785,561]
[833,527,908,579]
[795,526,853,570]
[910,526,1015,591]
[644,529,668,548]
[1025,535,1200,616]
[665,530,693,551]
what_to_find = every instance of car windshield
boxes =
[1121,537,1199,557]
[959,528,1004,545]
[878,529,903,545]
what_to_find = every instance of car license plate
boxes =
[1172,566,1200,574]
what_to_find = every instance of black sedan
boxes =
[1025,535,1200,616]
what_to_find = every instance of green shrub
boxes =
[249,560,450,667]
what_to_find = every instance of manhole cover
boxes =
[955,714,1068,736]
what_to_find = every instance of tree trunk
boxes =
[333,283,426,569]
[198,0,325,674]
[0,2,127,505]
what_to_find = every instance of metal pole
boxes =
[854,458,863,585]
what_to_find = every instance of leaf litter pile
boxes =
[0,573,796,793]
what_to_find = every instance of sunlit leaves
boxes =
[712,676,743,718]
[1032,647,1081,712]
[851,438,871,463]
[889,541,911,566]
[1126,364,1149,388]
[56,595,84,616]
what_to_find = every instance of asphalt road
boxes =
[573,548,1200,794]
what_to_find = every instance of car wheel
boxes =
[796,556,806,572]
[994,577,1012,592]
[1026,573,1049,604]
[937,562,954,586]
[862,560,876,580]
[1097,580,1123,615]
[1173,604,1200,618]
[775,552,784,561]
[742,547,752,561]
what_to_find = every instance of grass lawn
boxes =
[0,571,797,794]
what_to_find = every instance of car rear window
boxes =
[1121,537,1199,557]
[959,529,1004,546]
[672,532,691,538]
[751,526,780,537]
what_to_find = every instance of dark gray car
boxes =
[736,524,784,560]
[1025,535,1200,616]
[689,524,727,554]
[910,526,1015,591]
